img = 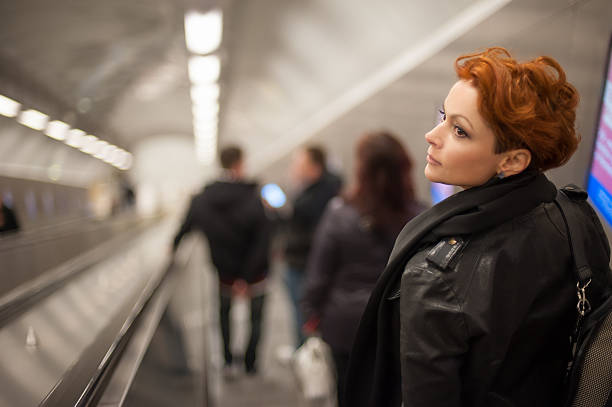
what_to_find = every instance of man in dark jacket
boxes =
[284,145,342,346]
[173,145,272,376]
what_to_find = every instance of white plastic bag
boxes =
[293,336,336,400]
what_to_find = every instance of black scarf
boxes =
[344,170,557,406]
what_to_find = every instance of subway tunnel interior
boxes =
[0,0,611,406]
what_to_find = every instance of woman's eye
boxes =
[454,126,469,138]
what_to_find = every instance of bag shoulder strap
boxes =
[554,185,594,318]
[555,185,593,285]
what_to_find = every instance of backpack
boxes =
[555,186,612,407]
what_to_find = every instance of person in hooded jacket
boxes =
[345,47,612,406]
[173,145,272,376]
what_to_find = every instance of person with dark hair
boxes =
[301,131,425,407]
[284,144,342,347]
[345,47,612,406]
[173,145,272,377]
[219,145,242,169]
[0,193,20,234]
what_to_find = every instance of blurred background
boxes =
[0,0,610,406]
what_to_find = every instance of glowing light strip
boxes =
[0,94,21,117]
[45,120,70,140]
[17,109,48,131]
[185,9,222,55]
[0,92,134,170]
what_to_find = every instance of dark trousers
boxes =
[332,349,350,407]
[219,292,266,371]
[284,266,306,347]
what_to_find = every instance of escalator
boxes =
[0,216,210,407]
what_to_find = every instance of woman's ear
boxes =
[498,149,531,177]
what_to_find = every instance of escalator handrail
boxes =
[45,237,201,407]
[87,237,205,407]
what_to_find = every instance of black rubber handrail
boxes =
[76,260,175,407]
[82,239,205,407]
[38,257,175,407]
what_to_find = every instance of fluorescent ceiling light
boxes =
[93,140,109,158]
[101,145,118,162]
[194,117,218,127]
[65,129,86,148]
[195,136,217,160]
[0,95,21,117]
[194,122,218,134]
[184,9,222,55]
[112,149,130,168]
[61,127,131,170]
[194,114,218,125]
[17,109,48,131]
[114,150,133,170]
[195,135,217,144]
[108,149,123,165]
[193,120,218,134]
[196,133,216,143]
[192,98,219,112]
[123,152,133,170]
[194,125,217,135]
[194,123,218,134]
[195,133,217,146]
[45,120,70,141]
[80,135,99,154]
[192,103,219,119]
[196,150,216,165]
[188,55,220,84]
[191,83,219,103]
[111,149,124,167]
[192,104,219,121]
[196,137,216,146]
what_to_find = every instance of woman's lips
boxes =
[427,154,441,166]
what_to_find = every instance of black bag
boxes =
[555,186,612,407]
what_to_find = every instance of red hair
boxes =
[455,47,580,171]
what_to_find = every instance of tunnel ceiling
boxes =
[0,0,499,175]
[2,0,602,185]
[0,0,183,147]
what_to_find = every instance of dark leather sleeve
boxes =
[399,259,469,407]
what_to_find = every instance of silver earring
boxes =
[496,171,505,179]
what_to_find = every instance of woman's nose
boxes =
[425,125,441,147]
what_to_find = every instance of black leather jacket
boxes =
[397,195,611,406]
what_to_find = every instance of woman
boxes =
[301,131,425,407]
[345,47,612,406]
